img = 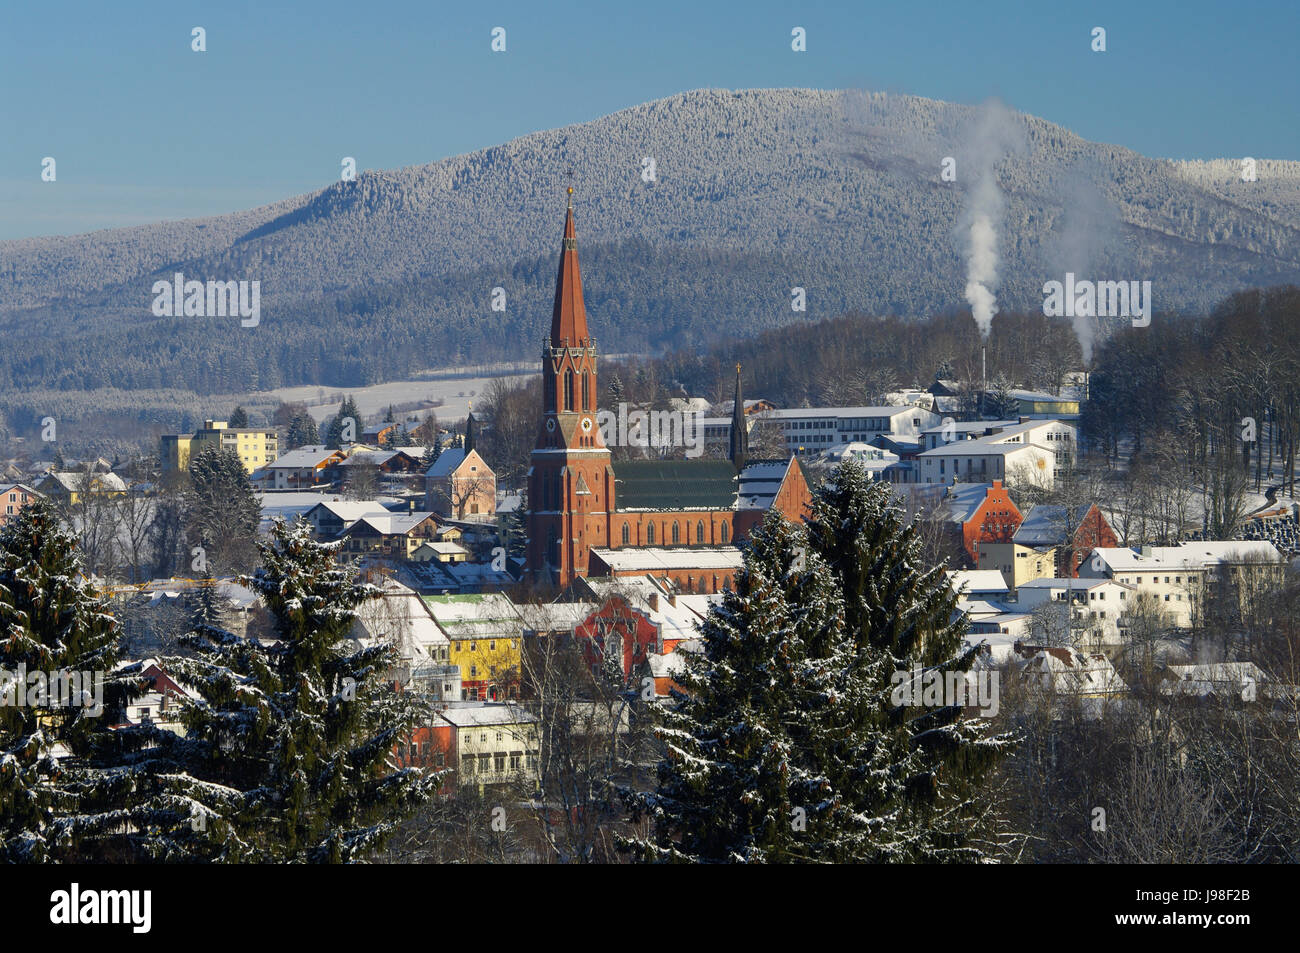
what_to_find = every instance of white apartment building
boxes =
[1008,577,1135,647]
[917,420,1076,489]
[703,405,941,458]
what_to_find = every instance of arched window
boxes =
[646,522,655,545]
[720,521,730,543]
[622,523,630,546]
[564,370,574,412]
[582,372,590,411]
[696,521,704,544]
[671,522,680,545]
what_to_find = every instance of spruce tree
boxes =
[186,446,260,576]
[86,520,439,862]
[228,406,249,429]
[327,395,362,448]
[607,375,626,407]
[189,579,227,633]
[801,460,1013,858]
[625,514,846,862]
[627,461,1014,863]
[286,413,319,450]
[0,499,125,862]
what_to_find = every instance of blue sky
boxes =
[2,0,1296,239]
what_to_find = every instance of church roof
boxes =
[736,459,792,510]
[612,460,737,511]
[550,194,589,346]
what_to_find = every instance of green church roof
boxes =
[613,459,738,511]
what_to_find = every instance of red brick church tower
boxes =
[526,189,614,585]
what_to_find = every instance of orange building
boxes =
[525,192,810,592]
[0,483,43,528]
[937,479,1024,565]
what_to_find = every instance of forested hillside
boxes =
[2,87,1298,403]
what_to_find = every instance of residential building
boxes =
[916,420,1076,490]
[1008,577,1136,647]
[437,704,540,791]
[35,470,127,505]
[423,593,524,701]
[977,540,1058,590]
[162,420,279,474]
[1015,645,1128,697]
[935,480,1024,565]
[425,418,496,522]
[1014,502,1118,578]
[0,483,43,527]
[339,512,445,562]
[262,445,346,490]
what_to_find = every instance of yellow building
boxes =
[424,593,523,701]
[978,541,1057,591]
[161,420,278,474]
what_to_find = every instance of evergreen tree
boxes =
[607,375,626,408]
[503,506,527,563]
[625,514,848,862]
[329,395,362,448]
[800,461,1013,857]
[189,579,227,633]
[985,375,1017,420]
[185,447,260,576]
[626,462,1014,863]
[0,499,125,863]
[286,413,320,450]
[228,406,249,429]
[86,520,439,862]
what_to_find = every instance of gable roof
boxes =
[1013,504,1097,546]
[437,704,537,729]
[38,471,127,492]
[426,448,467,478]
[612,460,737,511]
[736,459,795,510]
[267,446,339,470]
[936,482,996,524]
[0,483,41,496]
[344,512,439,537]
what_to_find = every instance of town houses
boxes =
[12,190,1298,813]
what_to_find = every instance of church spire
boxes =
[465,403,476,455]
[550,187,589,347]
[729,362,748,471]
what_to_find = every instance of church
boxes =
[525,190,810,593]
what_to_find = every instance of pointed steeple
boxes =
[729,362,748,471]
[465,403,476,455]
[550,187,589,346]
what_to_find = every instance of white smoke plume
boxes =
[956,100,1025,339]
[1046,163,1120,366]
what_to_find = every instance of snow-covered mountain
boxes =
[1,88,1297,394]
